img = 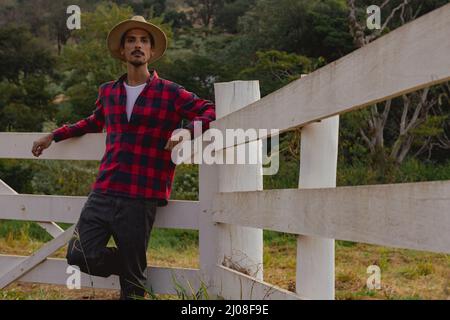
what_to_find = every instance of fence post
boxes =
[296,116,339,300]
[198,159,220,297]
[199,80,264,298]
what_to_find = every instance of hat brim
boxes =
[107,20,167,64]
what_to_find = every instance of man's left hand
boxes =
[164,128,191,151]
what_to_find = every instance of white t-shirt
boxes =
[124,82,146,122]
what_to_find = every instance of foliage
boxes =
[30,160,98,196]
[238,50,315,96]
[0,26,55,82]
[0,75,56,132]
[0,159,34,193]
[163,9,191,30]
[238,0,354,62]
[346,0,450,173]
[185,0,224,28]
[170,164,198,200]
[156,53,230,100]
[215,0,256,33]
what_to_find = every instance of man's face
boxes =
[120,28,154,66]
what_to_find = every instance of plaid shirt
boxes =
[52,69,215,206]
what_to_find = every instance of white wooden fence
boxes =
[0,4,449,299]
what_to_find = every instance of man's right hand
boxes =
[32,133,54,157]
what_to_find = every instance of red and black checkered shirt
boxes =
[52,69,215,206]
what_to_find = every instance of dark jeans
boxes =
[66,190,157,300]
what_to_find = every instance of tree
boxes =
[0,26,56,132]
[238,0,354,62]
[215,0,256,33]
[346,0,450,171]
[156,53,230,100]
[238,50,315,96]
[117,0,167,17]
[0,26,55,82]
[163,10,192,30]
[0,0,94,55]
[0,74,56,132]
[203,0,354,83]
[186,0,224,29]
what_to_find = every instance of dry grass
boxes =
[0,236,200,300]
[262,241,450,300]
[0,235,449,300]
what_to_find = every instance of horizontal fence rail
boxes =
[0,194,200,230]
[0,255,201,295]
[215,265,304,300]
[211,180,450,254]
[0,132,106,160]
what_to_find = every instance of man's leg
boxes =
[111,197,157,300]
[66,191,120,277]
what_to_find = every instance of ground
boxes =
[0,231,449,300]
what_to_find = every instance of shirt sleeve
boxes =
[174,86,216,138]
[52,85,105,142]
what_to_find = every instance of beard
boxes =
[128,53,147,67]
[129,59,146,67]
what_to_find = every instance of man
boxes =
[31,16,215,299]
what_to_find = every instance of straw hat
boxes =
[107,15,167,63]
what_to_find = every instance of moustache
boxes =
[131,50,144,55]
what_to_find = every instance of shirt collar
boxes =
[115,68,158,86]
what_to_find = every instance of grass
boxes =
[0,225,448,300]
[333,241,450,300]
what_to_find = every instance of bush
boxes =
[171,164,198,200]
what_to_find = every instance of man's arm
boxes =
[52,85,106,142]
[31,85,105,157]
[173,86,216,138]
